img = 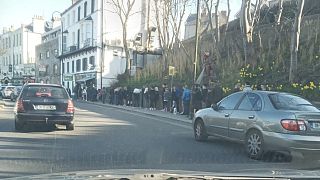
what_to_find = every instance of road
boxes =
[0,99,319,178]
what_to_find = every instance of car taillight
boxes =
[281,119,306,131]
[16,99,25,113]
[66,99,74,113]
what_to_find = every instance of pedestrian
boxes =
[192,84,203,113]
[102,87,107,104]
[66,87,71,97]
[133,88,141,107]
[212,82,223,104]
[154,86,159,110]
[82,87,87,101]
[172,86,181,114]
[73,85,79,100]
[149,86,156,110]
[144,86,149,109]
[181,85,191,115]
[234,83,241,92]
[243,82,252,91]
[163,88,171,112]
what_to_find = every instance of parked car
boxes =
[10,86,23,101]
[193,91,320,160]
[14,83,75,131]
[2,86,15,99]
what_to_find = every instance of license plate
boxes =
[34,105,56,110]
[309,122,320,130]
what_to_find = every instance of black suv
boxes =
[14,83,75,131]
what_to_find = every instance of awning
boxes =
[76,77,95,82]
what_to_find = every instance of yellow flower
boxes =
[301,87,304,91]
[246,64,250,68]
[316,55,319,59]
[310,82,316,88]
[304,85,309,90]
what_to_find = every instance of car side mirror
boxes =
[211,104,218,111]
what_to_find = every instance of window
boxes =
[46,51,50,58]
[67,62,70,73]
[54,49,58,56]
[19,54,22,64]
[45,65,49,75]
[82,58,88,71]
[84,1,87,17]
[237,93,262,111]
[8,37,11,47]
[76,59,81,72]
[13,35,15,47]
[72,10,76,23]
[72,61,75,73]
[67,14,70,27]
[218,93,243,110]
[78,6,81,21]
[19,34,22,46]
[23,86,68,99]
[53,64,58,74]
[269,93,318,111]
[91,0,95,13]
[62,63,65,74]
[89,56,95,68]
[40,53,43,60]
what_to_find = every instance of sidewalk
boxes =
[77,100,193,124]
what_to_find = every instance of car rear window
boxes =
[22,86,69,99]
[269,93,319,111]
[6,87,15,91]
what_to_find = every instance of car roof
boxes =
[24,83,63,88]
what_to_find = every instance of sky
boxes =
[0,0,242,34]
[0,0,71,32]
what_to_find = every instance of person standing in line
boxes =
[163,88,171,112]
[66,88,71,98]
[102,87,107,104]
[192,84,203,113]
[154,86,159,110]
[82,87,87,101]
[149,86,156,110]
[181,85,191,115]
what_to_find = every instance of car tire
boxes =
[246,130,264,160]
[66,123,74,131]
[194,119,208,141]
[15,119,24,131]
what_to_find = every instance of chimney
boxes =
[52,17,61,29]
[3,27,8,34]
[32,15,45,33]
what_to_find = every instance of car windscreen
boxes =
[269,93,319,111]
[22,86,69,99]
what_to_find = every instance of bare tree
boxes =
[106,0,137,74]
[276,0,284,25]
[240,0,262,65]
[215,0,220,42]
[153,0,190,73]
[224,0,231,34]
[289,0,305,82]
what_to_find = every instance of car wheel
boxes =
[66,123,74,131]
[246,130,264,160]
[194,119,208,141]
[15,119,24,131]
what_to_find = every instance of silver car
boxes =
[193,91,320,160]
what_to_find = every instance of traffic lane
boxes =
[0,103,315,179]
[75,102,320,167]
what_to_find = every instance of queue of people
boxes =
[71,83,225,117]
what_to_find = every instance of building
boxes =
[0,15,46,85]
[59,0,161,93]
[184,5,228,40]
[35,23,61,84]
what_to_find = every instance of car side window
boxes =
[238,93,262,111]
[218,93,243,110]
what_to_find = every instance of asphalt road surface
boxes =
[0,99,319,178]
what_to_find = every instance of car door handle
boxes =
[224,113,230,117]
[248,115,255,119]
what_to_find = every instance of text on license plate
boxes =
[309,122,320,129]
[33,105,56,110]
